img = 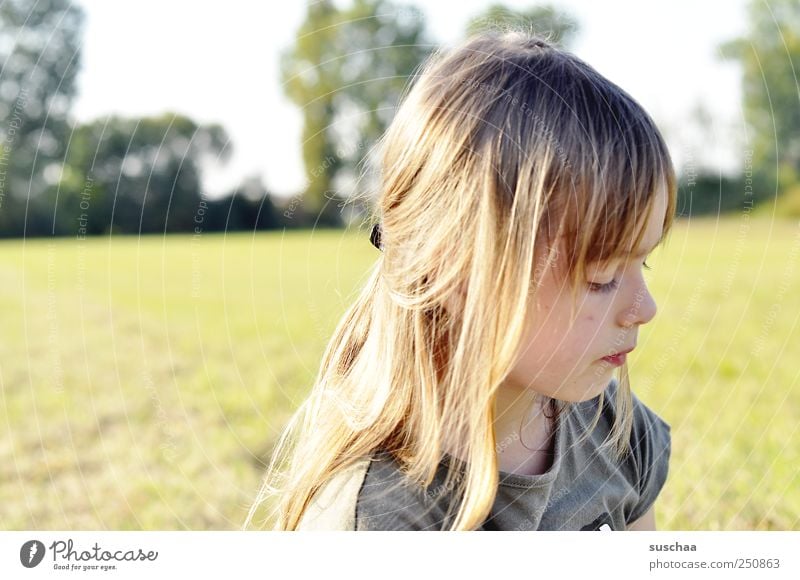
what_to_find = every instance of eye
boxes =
[588,278,619,293]
[588,260,652,293]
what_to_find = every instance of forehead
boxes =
[568,185,668,278]
[629,183,668,257]
[533,183,669,281]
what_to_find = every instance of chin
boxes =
[563,377,613,403]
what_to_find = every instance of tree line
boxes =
[0,0,796,239]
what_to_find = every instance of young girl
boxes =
[245,30,676,531]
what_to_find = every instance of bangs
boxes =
[535,57,678,283]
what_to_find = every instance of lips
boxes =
[600,347,634,367]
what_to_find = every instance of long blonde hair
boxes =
[245,30,677,531]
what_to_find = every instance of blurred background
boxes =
[1,0,797,530]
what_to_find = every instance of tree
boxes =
[719,0,800,200]
[466,3,579,48]
[202,176,280,232]
[281,0,432,227]
[55,113,230,235]
[0,0,85,236]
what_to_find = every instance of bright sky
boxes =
[72,0,748,199]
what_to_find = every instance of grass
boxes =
[1,217,798,530]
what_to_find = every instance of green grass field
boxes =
[1,217,798,530]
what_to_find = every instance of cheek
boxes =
[519,292,602,363]
[581,319,602,347]
[517,318,576,367]
[551,313,604,359]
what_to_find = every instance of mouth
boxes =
[600,347,635,367]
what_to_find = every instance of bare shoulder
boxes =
[296,458,372,531]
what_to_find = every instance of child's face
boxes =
[506,185,667,403]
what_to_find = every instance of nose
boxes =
[618,278,658,329]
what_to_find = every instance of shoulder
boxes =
[598,378,672,521]
[582,377,671,451]
[572,378,671,451]
[296,451,454,531]
[296,457,371,531]
[628,387,672,520]
[355,450,455,530]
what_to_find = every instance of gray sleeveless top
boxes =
[297,378,671,531]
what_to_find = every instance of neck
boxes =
[493,381,556,475]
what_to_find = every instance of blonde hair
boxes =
[245,30,677,531]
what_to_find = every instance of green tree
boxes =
[0,0,85,236]
[466,3,579,48]
[55,113,230,235]
[719,0,800,200]
[281,0,432,226]
[203,176,280,232]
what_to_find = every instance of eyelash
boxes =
[588,260,652,294]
